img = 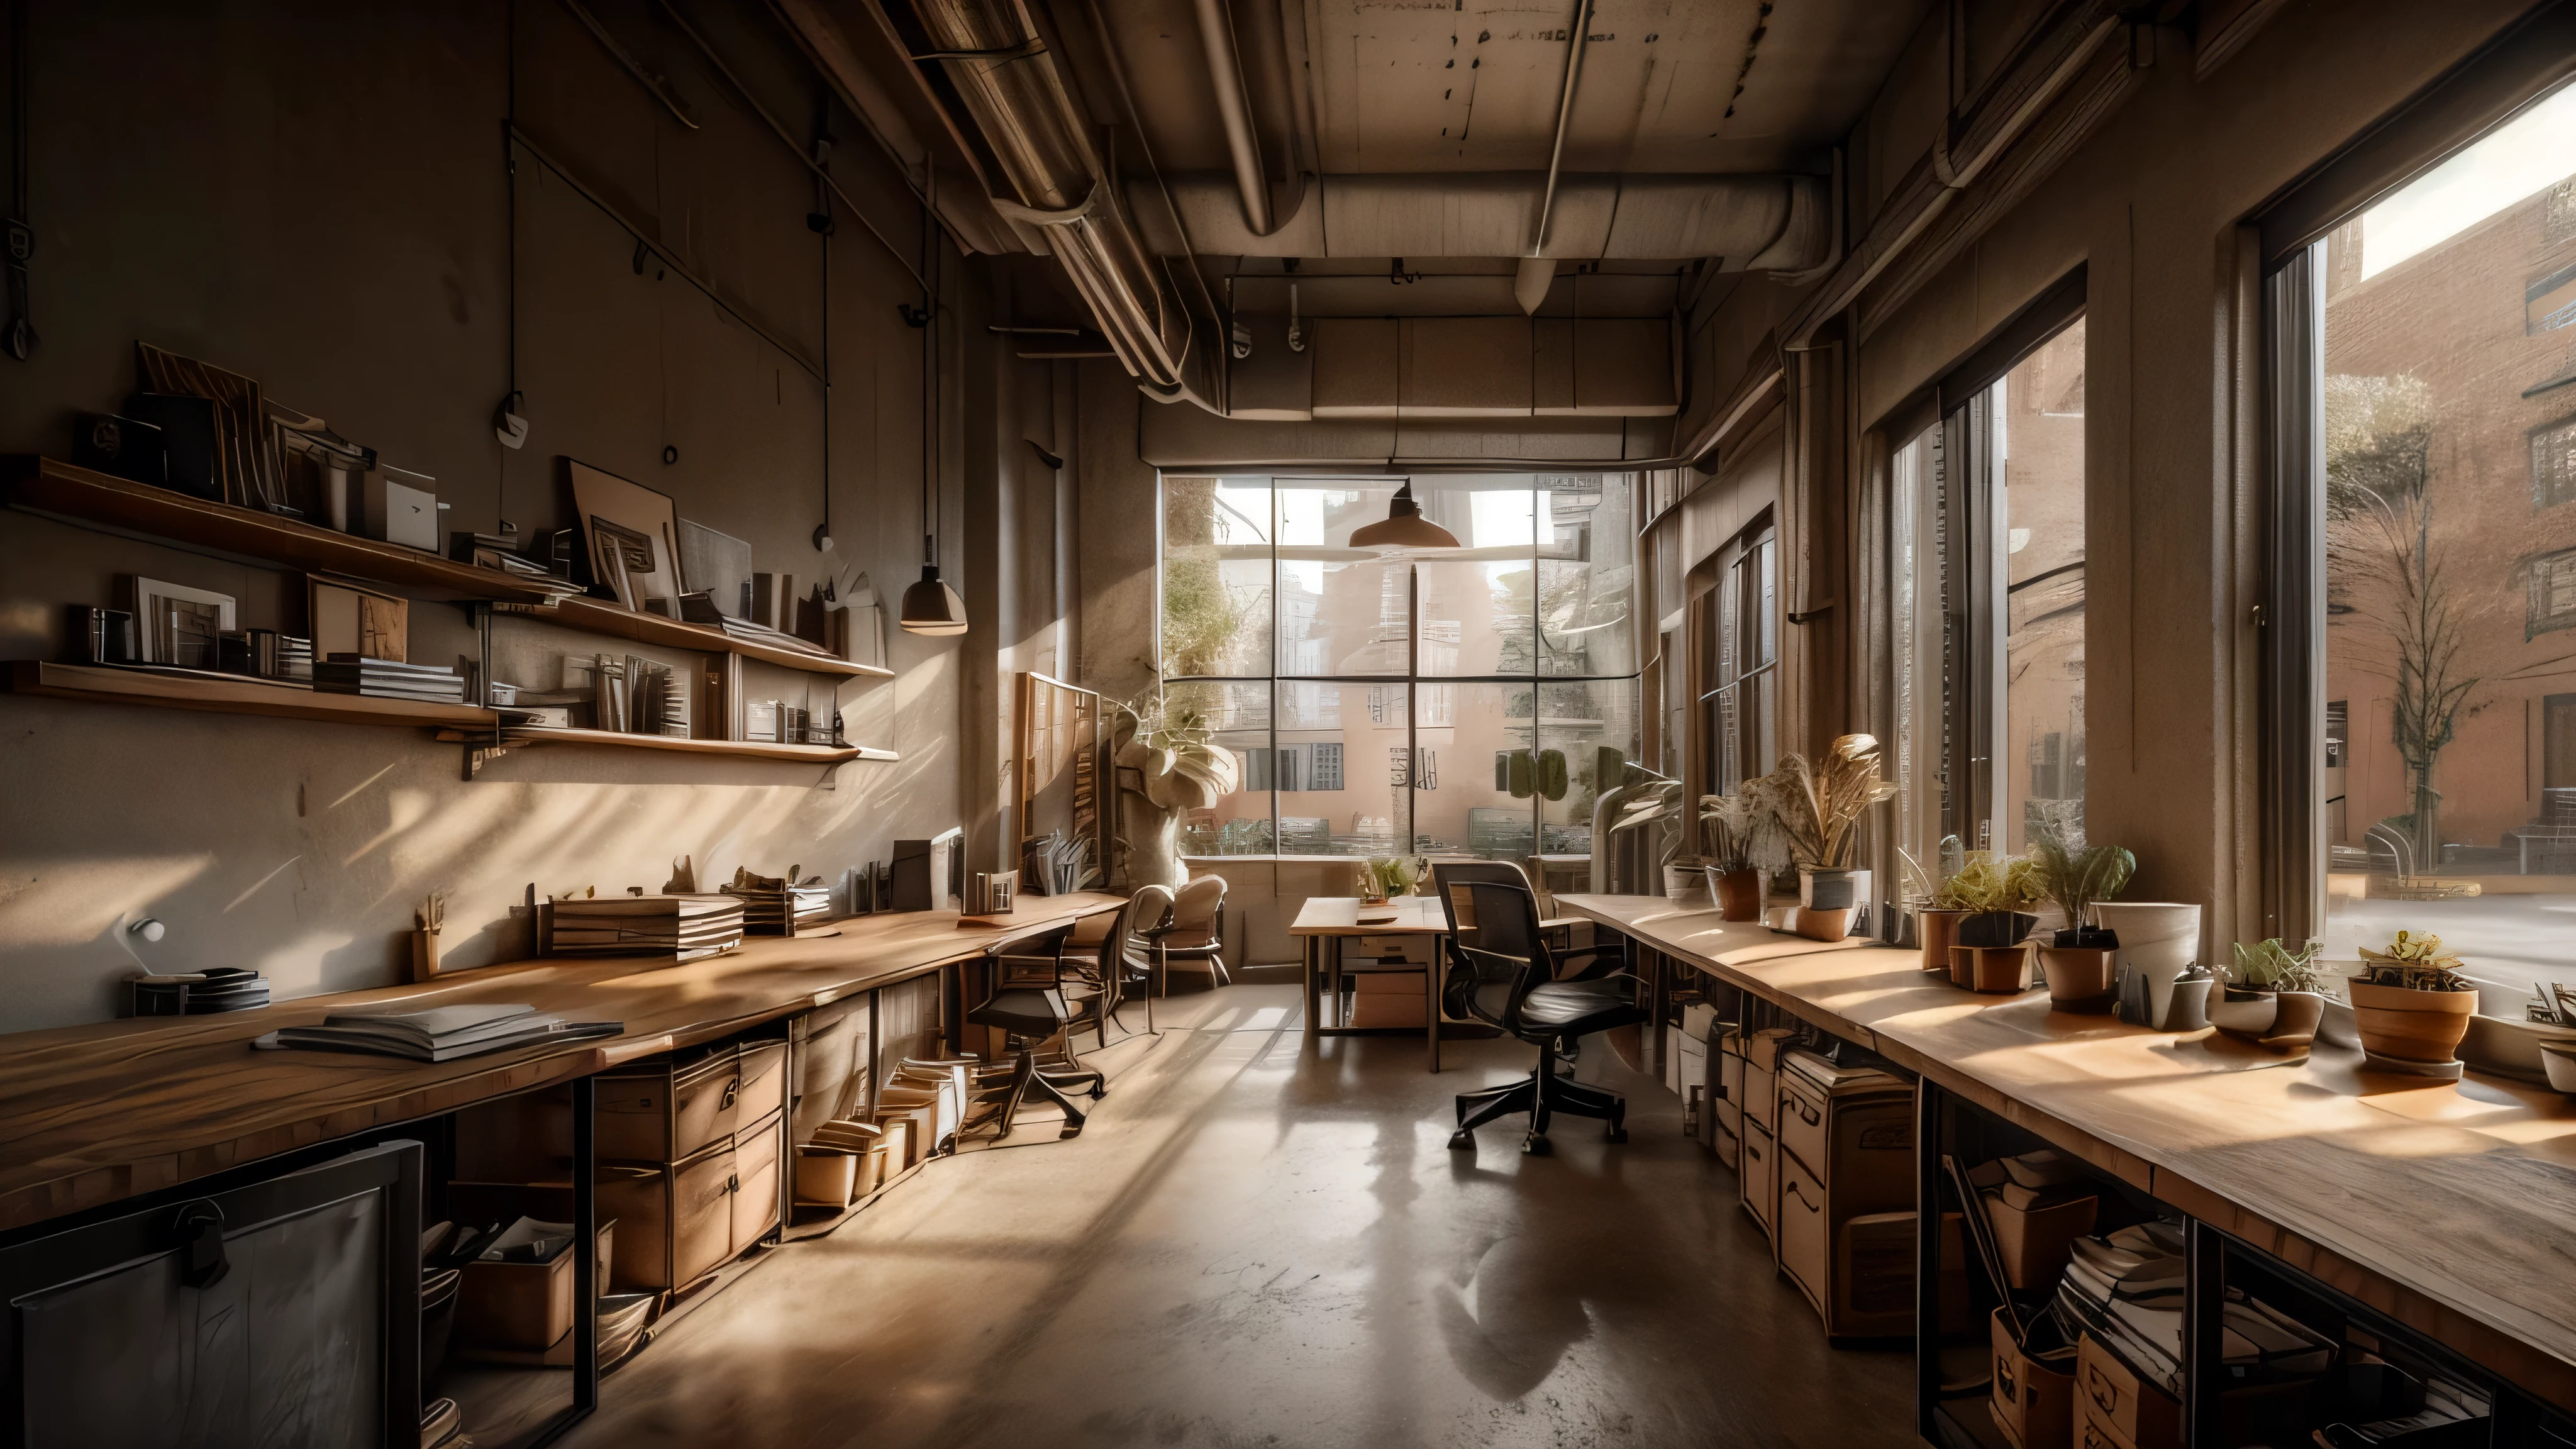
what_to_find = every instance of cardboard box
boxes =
[1987,1190,2099,1291]
[1991,1308,2079,1449]
[455,1217,616,1352]
[2077,1333,2180,1449]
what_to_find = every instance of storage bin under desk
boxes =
[596,1107,784,1292]
[1772,1049,1914,1338]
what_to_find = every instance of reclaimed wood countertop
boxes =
[0,894,1124,1236]
[1555,894,2576,1413]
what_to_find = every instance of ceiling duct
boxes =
[1133,171,1829,269]
[905,0,1214,405]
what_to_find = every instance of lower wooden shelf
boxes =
[435,724,897,763]
[9,660,499,730]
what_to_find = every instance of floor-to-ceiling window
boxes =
[1926,306,2087,855]
[1159,474,1641,860]
[2272,77,2576,996]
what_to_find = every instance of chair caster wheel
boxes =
[1447,1130,1475,1151]
[1603,1128,1628,1144]
[1521,1135,1551,1156]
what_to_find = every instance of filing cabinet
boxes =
[1771,1049,1916,1336]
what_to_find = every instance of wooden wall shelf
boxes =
[4,455,897,682]
[9,660,500,730]
[435,724,897,764]
[525,597,893,679]
[3,455,566,604]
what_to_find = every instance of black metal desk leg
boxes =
[573,1072,598,1412]
[2182,1218,2225,1448]
[1915,1079,1946,1446]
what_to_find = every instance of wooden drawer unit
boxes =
[596,1107,786,1292]
[1775,1050,1914,1215]
[730,1108,784,1251]
[1776,1150,1829,1306]
[1741,1119,1777,1235]
[2075,1334,2180,1449]
[1714,1029,1746,1140]
[1740,1028,1795,1143]
[596,1040,785,1165]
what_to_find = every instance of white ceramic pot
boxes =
[1664,863,1709,905]
[2093,902,2201,1028]
[2542,1041,2576,1095]
[1798,867,1872,914]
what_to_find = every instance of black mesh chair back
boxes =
[1446,881,1550,1029]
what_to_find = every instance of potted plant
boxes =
[1906,838,1967,972]
[1607,780,1716,904]
[2092,899,2204,1031]
[2031,834,2134,1013]
[1742,734,1898,942]
[2349,930,2479,1074]
[1358,855,1424,905]
[1701,791,1791,921]
[2211,938,2327,1048]
[1927,852,2043,991]
[1113,691,1244,891]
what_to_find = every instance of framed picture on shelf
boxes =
[122,576,236,669]
[569,460,686,611]
[307,577,409,662]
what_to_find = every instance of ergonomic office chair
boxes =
[1443,880,1645,1155]
[963,921,1108,1140]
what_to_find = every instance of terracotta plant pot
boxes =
[1918,909,1967,974]
[1789,906,1853,943]
[2265,991,2324,1049]
[1952,945,2032,994]
[2348,979,2478,1065]
[1707,867,1763,922]
[2038,947,2116,1013]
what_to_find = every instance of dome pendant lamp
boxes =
[1350,480,1459,550]
[901,196,968,638]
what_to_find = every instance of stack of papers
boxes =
[315,655,467,702]
[131,966,270,1016]
[255,1003,621,1061]
[2051,1222,2334,1394]
[552,894,744,961]
[723,882,830,935]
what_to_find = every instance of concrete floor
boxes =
[555,982,1918,1449]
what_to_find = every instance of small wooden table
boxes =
[1287,895,1453,1072]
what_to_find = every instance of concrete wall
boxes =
[0,1,1048,1030]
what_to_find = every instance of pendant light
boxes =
[901,180,967,637]
[1350,481,1459,550]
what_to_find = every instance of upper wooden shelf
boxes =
[3,455,566,604]
[434,723,897,764]
[10,660,500,730]
[523,596,893,679]
[4,457,897,680]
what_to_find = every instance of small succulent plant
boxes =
[2227,938,2325,994]
[2360,930,2472,992]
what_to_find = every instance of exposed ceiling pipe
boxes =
[1136,170,1828,268]
[1191,0,1273,236]
[906,0,1211,403]
[1530,0,1592,259]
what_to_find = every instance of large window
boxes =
[1160,474,1640,860]
[1697,521,1778,795]
[2280,79,2576,991]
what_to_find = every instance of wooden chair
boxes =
[1158,875,1230,991]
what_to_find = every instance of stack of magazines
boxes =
[316,655,467,703]
[255,1002,621,1061]
[2052,1221,2334,1395]
[722,869,831,935]
[550,893,744,962]
[131,966,270,1016]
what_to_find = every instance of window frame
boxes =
[2257,25,2576,941]
[1157,472,1643,861]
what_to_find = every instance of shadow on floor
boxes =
[546,982,1917,1449]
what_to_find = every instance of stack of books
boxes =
[316,655,468,703]
[675,593,831,657]
[131,966,270,1016]
[723,873,831,935]
[219,629,314,682]
[549,893,744,962]
[255,1002,622,1061]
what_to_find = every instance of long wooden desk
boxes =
[0,893,1125,1236]
[1555,893,2576,1414]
